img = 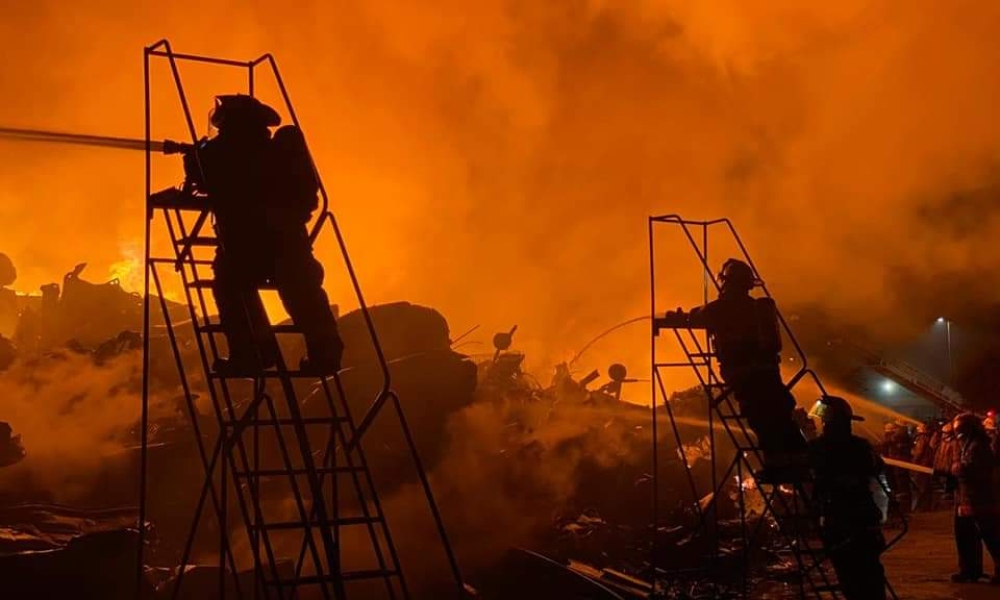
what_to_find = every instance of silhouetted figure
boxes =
[933,420,959,508]
[882,422,913,517]
[655,258,806,478]
[264,125,342,373]
[949,413,1000,585]
[985,412,999,460]
[911,422,936,511]
[181,94,280,374]
[174,95,342,375]
[807,395,886,600]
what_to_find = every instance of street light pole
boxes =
[938,317,954,386]
[946,319,953,387]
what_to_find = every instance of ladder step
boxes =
[267,570,399,586]
[149,257,214,266]
[177,235,217,247]
[235,466,365,478]
[188,279,279,290]
[199,323,301,334]
[224,416,350,427]
[260,516,383,531]
[211,370,339,380]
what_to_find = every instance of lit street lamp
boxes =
[936,317,953,386]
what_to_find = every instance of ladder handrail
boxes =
[140,40,465,599]
[648,215,903,600]
[250,54,394,446]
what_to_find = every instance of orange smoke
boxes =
[1,1,1000,382]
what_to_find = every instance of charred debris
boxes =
[0,257,820,599]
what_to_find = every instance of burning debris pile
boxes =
[423,330,817,599]
[0,258,819,598]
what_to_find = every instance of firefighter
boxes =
[175,95,342,375]
[984,412,999,460]
[263,125,342,374]
[180,94,281,375]
[949,413,1000,584]
[655,258,806,480]
[933,420,960,508]
[807,395,886,600]
[911,421,936,511]
[882,422,913,517]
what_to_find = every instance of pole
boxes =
[946,320,953,386]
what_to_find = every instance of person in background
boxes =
[949,413,1000,584]
[984,411,999,460]
[882,422,913,518]
[911,421,937,512]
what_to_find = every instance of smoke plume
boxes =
[3,2,1000,380]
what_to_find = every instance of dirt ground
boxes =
[882,510,998,600]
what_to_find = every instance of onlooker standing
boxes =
[949,413,1000,585]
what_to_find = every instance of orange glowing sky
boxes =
[2,1,1000,381]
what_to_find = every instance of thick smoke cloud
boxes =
[2,1,1000,380]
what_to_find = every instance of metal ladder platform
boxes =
[137,40,464,599]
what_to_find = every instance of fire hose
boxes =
[0,126,191,154]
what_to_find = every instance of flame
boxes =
[107,242,142,292]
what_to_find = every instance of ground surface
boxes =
[883,510,997,600]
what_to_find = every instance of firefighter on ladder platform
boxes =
[154,94,342,376]
[654,258,806,480]
[808,395,887,600]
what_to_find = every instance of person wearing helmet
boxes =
[881,422,913,518]
[261,123,342,374]
[911,421,936,511]
[172,94,282,375]
[167,95,342,375]
[949,413,1000,584]
[984,413,999,461]
[655,258,806,479]
[807,395,887,599]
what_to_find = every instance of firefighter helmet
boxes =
[808,395,864,423]
[984,416,997,431]
[952,412,983,437]
[718,258,759,293]
[210,95,281,131]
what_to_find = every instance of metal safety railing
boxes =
[137,39,463,599]
[648,215,904,600]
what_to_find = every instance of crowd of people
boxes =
[881,413,1000,514]
[881,411,1000,584]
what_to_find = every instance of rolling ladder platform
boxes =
[137,41,464,599]
[648,215,904,599]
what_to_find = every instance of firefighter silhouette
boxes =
[949,412,1000,584]
[808,395,887,600]
[656,258,806,478]
[180,94,342,375]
